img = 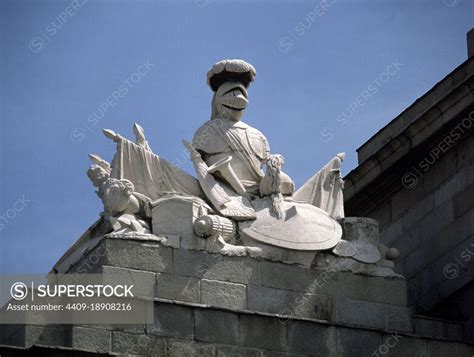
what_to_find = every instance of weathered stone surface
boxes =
[156,273,200,303]
[378,333,424,357]
[173,249,260,285]
[167,339,215,357]
[152,197,202,238]
[453,183,474,218]
[433,169,466,208]
[404,243,436,279]
[201,279,246,310]
[392,225,422,263]
[420,201,455,241]
[112,331,166,355]
[426,339,474,356]
[433,210,473,257]
[369,202,391,230]
[341,217,379,242]
[401,193,434,231]
[247,285,298,316]
[149,303,194,339]
[260,261,321,292]
[261,261,407,307]
[105,238,173,273]
[195,310,239,345]
[287,321,337,356]
[336,274,408,306]
[71,326,111,354]
[22,325,71,349]
[239,314,287,351]
[336,298,413,331]
[100,265,155,297]
[379,219,403,246]
[247,285,335,321]
[262,351,307,357]
[336,327,383,357]
[390,182,426,221]
[413,316,464,340]
[216,345,263,357]
[422,148,460,195]
[415,238,474,310]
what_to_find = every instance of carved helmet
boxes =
[207,59,256,92]
[207,59,256,120]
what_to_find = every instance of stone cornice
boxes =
[344,58,474,207]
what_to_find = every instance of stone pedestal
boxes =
[2,232,473,356]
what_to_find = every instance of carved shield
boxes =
[239,198,342,251]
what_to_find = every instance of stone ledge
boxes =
[63,235,411,332]
[3,302,473,356]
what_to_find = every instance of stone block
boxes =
[149,303,194,339]
[173,249,260,285]
[0,325,28,347]
[433,211,472,258]
[152,196,203,237]
[422,150,459,194]
[239,314,288,351]
[217,345,263,357]
[336,327,383,357]
[401,193,434,231]
[453,183,474,218]
[336,297,385,330]
[107,324,146,334]
[247,285,297,316]
[334,274,408,307]
[260,261,319,292]
[379,219,403,246]
[261,262,407,307]
[100,265,155,297]
[287,321,337,356]
[112,331,165,355]
[341,217,379,243]
[426,340,474,357]
[167,339,215,357]
[384,305,413,332]
[368,203,391,229]
[71,326,111,353]
[420,201,455,241]
[404,244,436,279]
[201,279,246,310]
[433,170,466,207]
[195,310,239,345]
[156,273,200,303]
[413,316,463,340]
[23,325,70,349]
[392,224,422,261]
[262,351,306,357]
[379,333,427,357]
[455,130,474,170]
[390,182,425,220]
[247,285,335,321]
[416,240,474,309]
[336,298,412,332]
[105,238,173,273]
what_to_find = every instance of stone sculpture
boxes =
[87,159,152,236]
[85,59,399,273]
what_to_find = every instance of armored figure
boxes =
[192,64,270,196]
[95,59,348,251]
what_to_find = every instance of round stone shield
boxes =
[239,198,342,251]
[332,240,357,257]
[332,239,381,263]
[351,242,382,264]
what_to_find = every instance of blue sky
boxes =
[1,0,472,274]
